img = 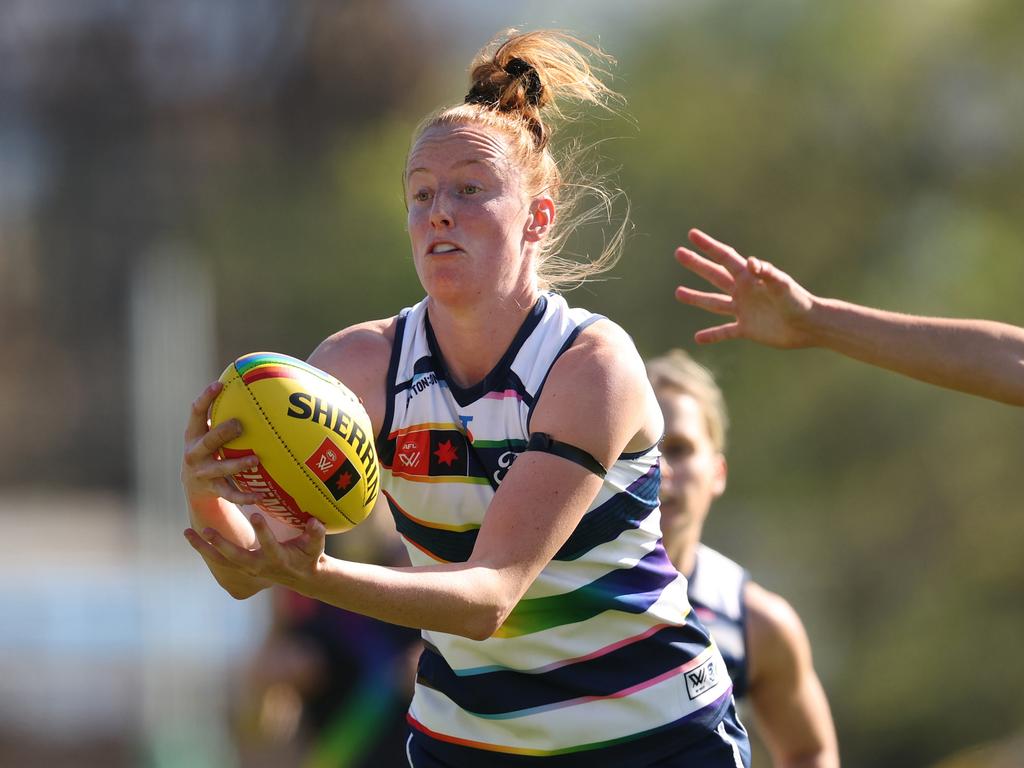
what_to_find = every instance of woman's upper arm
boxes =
[307,317,396,435]
[528,320,659,467]
[469,321,658,598]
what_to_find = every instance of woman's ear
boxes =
[525,197,555,242]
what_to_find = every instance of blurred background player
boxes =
[674,229,1024,407]
[647,349,840,768]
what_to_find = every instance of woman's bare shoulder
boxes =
[308,317,399,430]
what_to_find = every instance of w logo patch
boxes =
[684,658,718,700]
[305,438,359,501]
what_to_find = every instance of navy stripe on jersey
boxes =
[384,491,479,563]
[386,466,660,565]
[553,464,661,561]
[416,622,715,717]
[376,310,408,447]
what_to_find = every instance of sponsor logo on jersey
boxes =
[408,371,440,397]
[685,657,718,700]
[392,428,469,478]
[383,426,528,488]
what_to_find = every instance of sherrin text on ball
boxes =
[209,352,379,533]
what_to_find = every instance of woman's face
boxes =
[406,122,538,307]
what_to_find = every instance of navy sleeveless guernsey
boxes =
[687,544,750,698]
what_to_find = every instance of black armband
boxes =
[525,432,607,478]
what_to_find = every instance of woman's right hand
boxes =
[181,380,264,507]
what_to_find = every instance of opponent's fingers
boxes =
[184,381,223,441]
[693,322,742,345]
[687,229,748,276]
[674,286,735,316]
[675,246,735,292]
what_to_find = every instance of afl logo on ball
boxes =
[305,438,359,501]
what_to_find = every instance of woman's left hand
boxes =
[185,514,327,594]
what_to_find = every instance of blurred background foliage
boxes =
[1,0,1022,765]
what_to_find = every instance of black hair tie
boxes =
[504,57,544,105]
[463,57,544,110]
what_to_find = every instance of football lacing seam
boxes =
[240,373,360,528]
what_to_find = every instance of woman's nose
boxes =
[430,195,453,228]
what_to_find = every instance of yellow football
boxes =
[209,352,379,533]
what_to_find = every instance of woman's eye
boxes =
[461,184,480,195]
[413,190,431,202]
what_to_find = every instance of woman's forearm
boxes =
[293,557,513,640]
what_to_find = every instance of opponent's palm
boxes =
[674,229,814,349]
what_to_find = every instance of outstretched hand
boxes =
[184,513,327,594]
[674,229,816,349]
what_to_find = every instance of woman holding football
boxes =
[182,29,750,767]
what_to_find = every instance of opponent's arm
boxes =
[675,228,1024,406]
[745,582,840,768]
[186,322,656,639]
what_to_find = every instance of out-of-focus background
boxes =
[2,1,1022,766]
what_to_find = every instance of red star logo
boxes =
[334,471,353,491]
[434,440,458,467]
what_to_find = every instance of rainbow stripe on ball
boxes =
[233,351,341,387]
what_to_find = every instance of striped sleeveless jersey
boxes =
[376,294,734,765]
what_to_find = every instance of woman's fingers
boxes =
[675,246,736,292]
[184,381,222,442]
[183,527,237,569]
[198,526,260,572]
[250,513,287,558]
[298,517,327,558]
[214,478,264,506]
[191,450,256,481]
[674,286,735,316]
[693,322,743,345]
[198,418,242,456]
[687,229,748,276]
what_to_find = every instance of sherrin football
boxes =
[209,352,379,533]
